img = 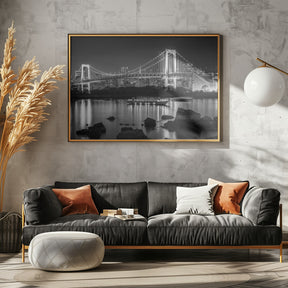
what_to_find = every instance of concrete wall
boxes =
[1,0,288,225]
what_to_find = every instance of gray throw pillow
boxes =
[241,187,280,225]
[24,186,63,224]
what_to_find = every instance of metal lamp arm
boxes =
[256,58,288,76]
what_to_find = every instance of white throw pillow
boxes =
[175,184,219,215]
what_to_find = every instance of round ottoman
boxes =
[28,231,105,271]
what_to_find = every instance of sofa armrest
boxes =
[23,186,62,225]
[280,203,282,230]
[22,204,25,227]
[241,187,280,225]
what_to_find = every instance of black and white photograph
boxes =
[69,34,220,141]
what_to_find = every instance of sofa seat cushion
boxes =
[23,214,148,246]
[147,214,281,246]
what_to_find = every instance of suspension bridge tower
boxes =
[80,64,91,93]
[164,49,177,89]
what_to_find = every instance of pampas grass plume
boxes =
[0,23,65,211]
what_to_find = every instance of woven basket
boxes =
[0,211,22,253]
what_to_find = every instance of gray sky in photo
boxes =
[70,35,219,76]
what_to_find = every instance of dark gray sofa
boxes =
[22,181,283,261]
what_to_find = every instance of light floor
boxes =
[1,249,288,288]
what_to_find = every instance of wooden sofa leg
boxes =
[22,244,25,263]
[280,242,283,263]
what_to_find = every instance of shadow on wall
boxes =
[238,144,288,191]
[174,142,287,190]
[157,147,235,183]
[158,139,288,225]
[229,84,288,189]
[229,142,288,227]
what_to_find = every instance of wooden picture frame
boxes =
[68,34,221,142]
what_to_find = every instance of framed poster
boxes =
[68,34,220,142]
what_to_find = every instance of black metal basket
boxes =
[0,211,22,253]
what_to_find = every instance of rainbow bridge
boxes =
[71,49,217,94]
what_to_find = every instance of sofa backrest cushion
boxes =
[241,187,280,225]
[54,182,148,217]
[148,182,206,217]
[24,186,63,225]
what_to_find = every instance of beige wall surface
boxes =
[0,0,288,225]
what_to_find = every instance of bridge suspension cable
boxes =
[176,51,212,77]
[89,65,113,76]
[127,50,166,74]
[135,56,165,74]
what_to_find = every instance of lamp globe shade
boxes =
[244,67,286,107]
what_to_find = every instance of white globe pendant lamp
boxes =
[244,58,287,107]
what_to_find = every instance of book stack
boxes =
[118,208,138,215]
[100,209,122,217]
[114,214,145,220]
[100,208,138,217]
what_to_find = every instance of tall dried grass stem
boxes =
[0,23,16,112]
[0,23,65,211]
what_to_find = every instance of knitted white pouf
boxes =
[28,231,105,271]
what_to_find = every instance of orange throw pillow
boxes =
[208,178,249,215]
[52,185,99,216]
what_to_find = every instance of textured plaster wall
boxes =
[1,0,288,225]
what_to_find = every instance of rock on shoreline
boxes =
[76,122,106,139]
[144,117,156,128]
[162,108,217,137]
